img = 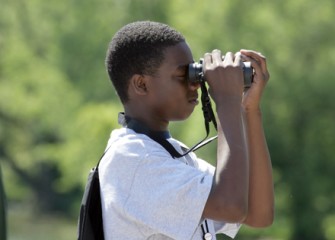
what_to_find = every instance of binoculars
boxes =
[188,59,254,88]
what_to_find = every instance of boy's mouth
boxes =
[188,94,199,105]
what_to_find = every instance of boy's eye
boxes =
[174,66,189,82]
[177,75,186,79]
[176,75,187,82]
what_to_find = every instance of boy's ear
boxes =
[130,74,148,95]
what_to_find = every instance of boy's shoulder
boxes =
[108,128,172,159]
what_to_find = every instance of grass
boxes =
[7,203,334,240]
[7,204,77,240]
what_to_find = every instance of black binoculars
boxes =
[188,59,254,88]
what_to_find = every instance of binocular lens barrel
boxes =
[188,60,254,88]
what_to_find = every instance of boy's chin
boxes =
[171,111,194,122]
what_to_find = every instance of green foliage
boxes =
[1,0,335,239]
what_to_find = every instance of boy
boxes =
[100,20,274,239]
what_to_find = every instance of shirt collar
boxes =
[118,112,171,140]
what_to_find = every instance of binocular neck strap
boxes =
[184,81,218,153]
[118,81,217,158]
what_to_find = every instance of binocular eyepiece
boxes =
[188,59,254,88]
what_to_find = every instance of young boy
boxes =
[100,20,274,239]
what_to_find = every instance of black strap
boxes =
[200,80,217,131]
[94,146,111,168]
[123,115,184,158]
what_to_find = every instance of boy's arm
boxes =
[202,50,249,222]
[242,109,274,227]
[201,49,274,226]
[240,50,274,227]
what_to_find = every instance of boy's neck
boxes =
[124,105,169,132]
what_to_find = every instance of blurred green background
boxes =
[1,0,335,239]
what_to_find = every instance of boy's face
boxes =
[146,42,199,122]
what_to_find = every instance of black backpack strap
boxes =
[78,152,107,240]
[95,146,111,168]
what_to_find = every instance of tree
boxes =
[1,0,335,239]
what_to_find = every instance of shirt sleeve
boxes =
[214,221,242,238]
[188,147,242,239]
[123,153,213,240]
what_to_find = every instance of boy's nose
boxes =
[188,81,201,91]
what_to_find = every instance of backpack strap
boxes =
[95,146,111,168]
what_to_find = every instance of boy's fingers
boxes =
[240,49,268,73]
[211,49,222,64]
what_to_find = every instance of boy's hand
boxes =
[203,49,244,105]
[240,49,270,112]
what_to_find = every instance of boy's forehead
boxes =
[163,42,193,68]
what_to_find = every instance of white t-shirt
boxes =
[99,128,241,240]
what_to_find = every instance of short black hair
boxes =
[105,21,185,103]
